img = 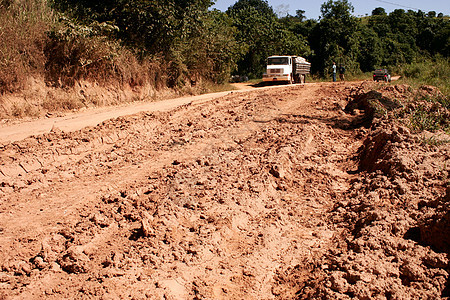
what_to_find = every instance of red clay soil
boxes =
[0,81,448,299]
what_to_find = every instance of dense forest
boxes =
[0,0,448,93]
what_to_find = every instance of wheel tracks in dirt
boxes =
[0,83,314,144]
[0,82,367,298]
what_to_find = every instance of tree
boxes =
[310,0,359,74]
[427,11,436,18]
[368,11,390,37]
[280,12,317,44]
[227,0,275,17]
[295,10,306,21]
[356,26,383,71]
[320,0,354,19]
[182,10,243,83]
[227,0,309,78]
[372,7,386,16]
[428,16,450,56]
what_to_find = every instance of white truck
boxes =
[262,55,311,84]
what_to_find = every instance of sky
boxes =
[211,0,450,19]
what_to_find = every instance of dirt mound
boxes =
[295,151,449,298]
[291,90,450,299]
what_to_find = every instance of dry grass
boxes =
[0,0,166,93]
[0,0,53,94]
[0,0,173,119]
[43,22,166,90]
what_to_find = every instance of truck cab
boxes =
[263,55,310,84]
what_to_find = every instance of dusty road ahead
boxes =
[0,81,448,299]
[0,82,285,143]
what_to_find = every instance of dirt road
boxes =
[0,81,448,299]
[0,82,280,143]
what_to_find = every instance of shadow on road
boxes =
[250,81,292,88]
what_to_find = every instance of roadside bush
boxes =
[44,17,163,89]
[396,57,450,101]
[392,58,450,134]
[0,0,166,96]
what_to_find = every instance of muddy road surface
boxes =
[0,82,448,299]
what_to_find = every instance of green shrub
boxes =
[409,105,450,133]
[397,57,450,101]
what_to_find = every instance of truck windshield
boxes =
[268,57,289,65]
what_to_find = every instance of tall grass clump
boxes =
[393,57,450,134]
[0,0,54,94]
[396,57,450,103]
[409,105,450,133]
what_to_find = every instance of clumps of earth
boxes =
[290,85,450,299]
[0,81,448,299]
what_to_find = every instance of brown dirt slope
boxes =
[0,81,448,299]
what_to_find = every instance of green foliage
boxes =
[279,14,317,44]
[356,26,383,72]
[309,0,359,75]
[200,10,244,83]
[227,0,275,17]
[409,105,449,133]
[367,8,449,67]
[226,0,276,77]
[1,0,449,97]
[320,0,354,19]
[389,58,450,134]
[396,57,450,99]
[372,7,386,16]
[164,9,243,87]
[227,0,310,78]
[300,3,448,78]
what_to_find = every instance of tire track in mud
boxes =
[0,83,366,298]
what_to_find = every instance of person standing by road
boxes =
[332,62,337,82]
[339,65,345,81]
